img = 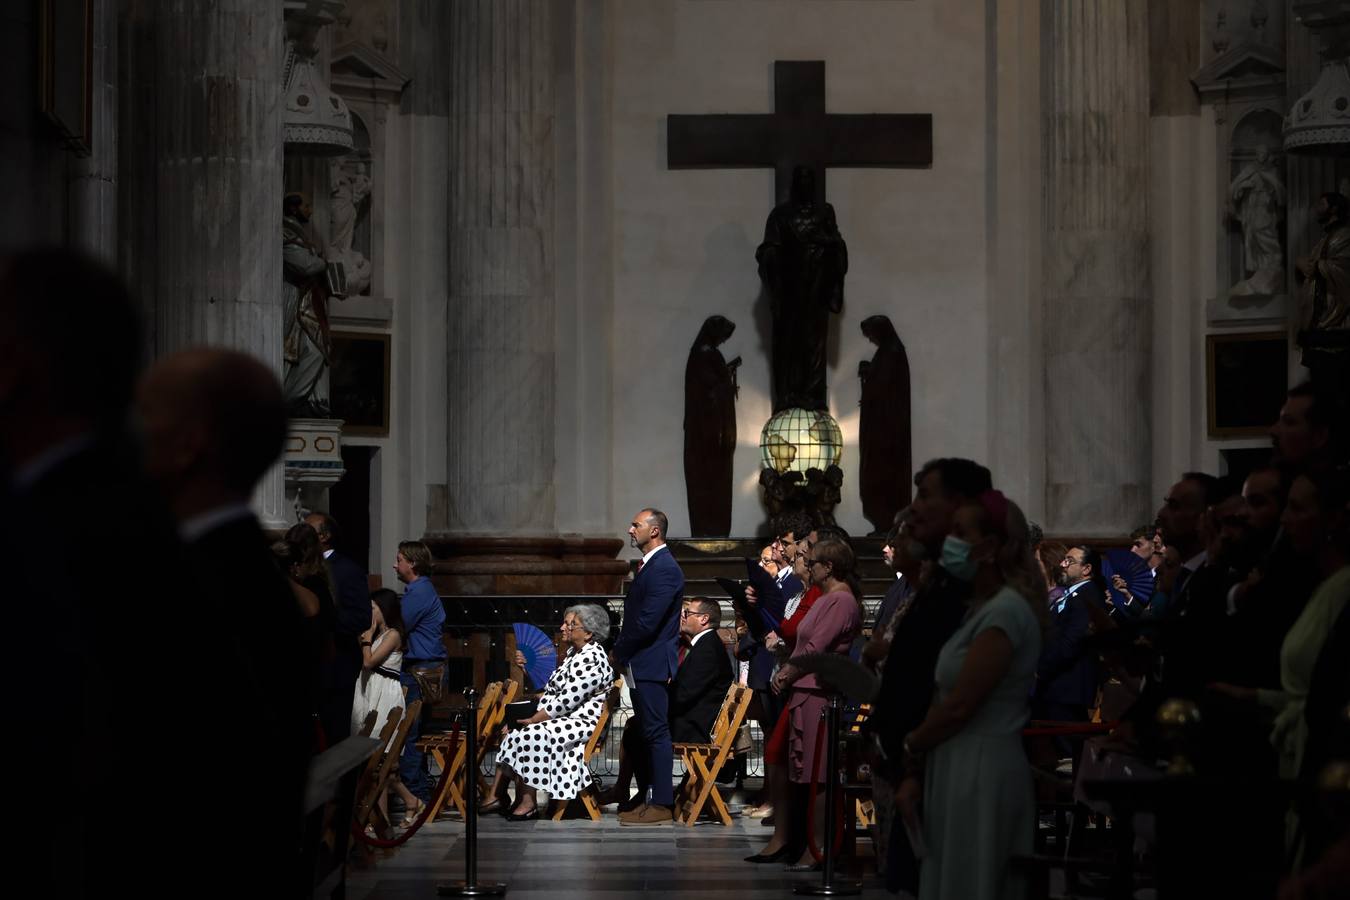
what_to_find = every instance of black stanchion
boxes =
[794,693,860,897]
[437,687,507,897]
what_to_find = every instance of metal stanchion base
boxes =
[793,881,861,896]
[436,882,507,897]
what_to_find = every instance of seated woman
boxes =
[350,588,425,828]
[482,603,615,821]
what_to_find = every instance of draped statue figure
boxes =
[756,166,847,412]
[684,315,740,537]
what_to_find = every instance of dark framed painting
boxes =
[39,0,94,156]
[330,331,390,437]
[1206,331,1288,438]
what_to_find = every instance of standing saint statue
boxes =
[282,192,334,417]
[857,315,912,535]
[328,159,373,296]
[756,165,848,412]
[684,315,741,537]
[1295,191,1350,395]
[1228,146,1286,297]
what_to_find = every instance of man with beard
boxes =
[875,458,991,896]
[1033,546,1103,758]
[1270,381,1341,474]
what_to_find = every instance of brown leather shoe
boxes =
[619,804,672,826]
[617,802,648,822]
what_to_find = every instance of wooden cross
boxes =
[667,60,932,206]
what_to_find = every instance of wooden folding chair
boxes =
[673,683,753,826]
[351,701,422,835]
[549,676,623,821]
[422,680,515,819]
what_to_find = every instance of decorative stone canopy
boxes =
[1285,0,1350,155]
[283,0,354,156]
[1285,60,1350,154]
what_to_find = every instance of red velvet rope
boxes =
[350,721,462,849]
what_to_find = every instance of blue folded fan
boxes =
[513,622,558,688]
[1101,549,1154,611]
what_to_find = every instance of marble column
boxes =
[153,0,288,528]
[446,0,556,534]
[1042,0,1152,535]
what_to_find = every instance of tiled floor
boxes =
[346,808,895,899]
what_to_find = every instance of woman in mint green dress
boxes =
[901,491,1046,900]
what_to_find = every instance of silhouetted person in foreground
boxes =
[0,248,191,891]
[138,347,312,894]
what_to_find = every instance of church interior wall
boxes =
[607,0,993,540]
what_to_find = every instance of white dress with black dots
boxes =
[495,639,614,799]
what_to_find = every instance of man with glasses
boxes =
[671,599,734,743]
[1032,546,1102,756]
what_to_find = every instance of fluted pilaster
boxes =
[446,0,556,533]
[1042,0,1152,534]
[154,0,287,527]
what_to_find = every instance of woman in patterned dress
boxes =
[485,603,615,821]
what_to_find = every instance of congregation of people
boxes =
[6,245,1347,900]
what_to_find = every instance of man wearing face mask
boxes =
[873,457,991,897]
[1032,546,1103,759]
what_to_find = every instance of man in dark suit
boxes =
[138,347,313,895]
[671,597,734,743]
[1034,545,1103,757]
[0,249,200,893]
[306,511,371,743]
[613,507,684,826]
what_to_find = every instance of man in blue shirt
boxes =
[394,540,446,808]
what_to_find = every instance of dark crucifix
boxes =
[669,60,930,519]
[667,60,933,208]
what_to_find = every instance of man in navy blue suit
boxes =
[1034,545,1103,759]
[613,508,685,826]
[306,511,371,743]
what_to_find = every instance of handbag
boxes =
[409,664,446,706]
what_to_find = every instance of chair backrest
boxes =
[581,677,623,761]
[356,709,379,738]
[708,683,753,754]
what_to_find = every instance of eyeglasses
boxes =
[680,609,708,619]
[1062,556,1084,566]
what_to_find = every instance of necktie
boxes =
[678,637,691,665]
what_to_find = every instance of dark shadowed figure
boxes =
[756,166,847,412]
[684,315,740,536]
[858,315,912,535]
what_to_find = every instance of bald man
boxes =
[137,348,312,892]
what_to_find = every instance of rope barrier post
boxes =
[795,692,860,897]
[437,687,507,897]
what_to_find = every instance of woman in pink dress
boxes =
[770,537,863,870]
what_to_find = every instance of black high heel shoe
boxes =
[506,806,539,822]
[744,845,794,864]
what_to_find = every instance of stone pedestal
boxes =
[421,536,628,597]
[285,417,346,519]
[1042,0,1152,534]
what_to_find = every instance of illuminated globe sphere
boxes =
[759,408,843,475]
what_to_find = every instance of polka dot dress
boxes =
[496,639,615,800]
